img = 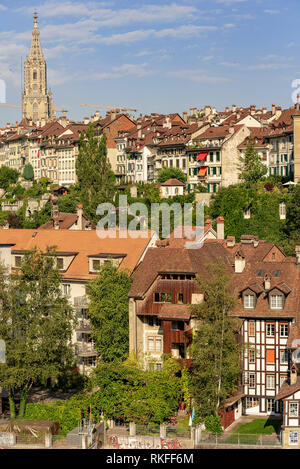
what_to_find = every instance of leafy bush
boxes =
[24,401,82,435]
[204,415,223,434]
[23,164,34,181]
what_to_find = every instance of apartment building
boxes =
[128,221,300,430]
[0,228,158,373]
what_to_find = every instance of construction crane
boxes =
[0,104,21,109]
[52,108,69,118]
[80,104,138,113]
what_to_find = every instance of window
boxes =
[249,321,255,336]
[290,402,299,417]
[280,350,289,364]
[15,256,22,267]
[154,292,171,303]
[92,259,100,271]
[148,338,155,352]
[62,284,70,296]
[147,336,162,352]
[270,294,283,310]
[266,323,275,337]
[57,257,64,270]
[280,375,287,386]
[249,373,255,388]
[172,321,184,331]
[280,323,289,337]
[267,399,275,413]
[249,349,255,363]
[244,294,255,309]
[266,374,275,389]
[266,349,275,364]
[289,431,298,445]
[245,397,259,409]
[178,293,184,304]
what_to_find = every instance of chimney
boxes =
[54,219,60,230]
[272,104,276,115]
[51,196,59,219]
[137,123,142,139]
[290,365,298,385]
[262,107,267,114]
[216,216,224,240]
[182,112,188,123]
[84,117,90,125]
[232,104,237,112]
[235,251,245,273]
[226,236,235,247]
[275,106,282,119]
[296,246,300,264]
[2,220,9,230]
[264,275,271,290]
[77,204,83,230]
[204,105,211,117]
[225,106,230,113]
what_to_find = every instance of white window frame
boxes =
[244,294,255,309]
[270,294,283,310]
[266,374,275,389]
[289,431,298,446]
[290,402,299,418]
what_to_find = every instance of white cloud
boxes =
[168,69,230,83]
[264,9,280,15]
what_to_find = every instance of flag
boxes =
[191,407,195,422]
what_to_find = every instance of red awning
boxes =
[196,152,208,161]
[198,166,208,177]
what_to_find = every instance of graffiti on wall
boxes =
[109,435,182,449]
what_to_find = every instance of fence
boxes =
[197,431,282,447]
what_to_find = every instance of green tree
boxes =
[58,194,78,213]
[240,137,267,186]
[22,164,34,181]
[86,262,132,362]
[190,261,241,420]
[76,124,116,223]
[0,167,19,190]
[0,248,76,418]
[157,168,187,184]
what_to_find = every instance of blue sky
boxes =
[0,0,299,126]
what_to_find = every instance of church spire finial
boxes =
[33,9,38,26]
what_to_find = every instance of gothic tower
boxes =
[22,10,55,123]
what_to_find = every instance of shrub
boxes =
[204,415,223,434]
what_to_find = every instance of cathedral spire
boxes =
[28,9,44,59]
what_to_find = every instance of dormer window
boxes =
[270,294,284,310]
[15,256,22,268]
[57,257,64,270]
[244,293,255,309]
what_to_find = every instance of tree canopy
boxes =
[22,164,34,181]
[76,125,116,223]
[190,262,241,420]
[0,248,76,418]
[157,168,187,184]
[239,137,268,186]
[86,262,133,362]
[0,166,19,190]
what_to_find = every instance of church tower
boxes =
[22,10,55,123]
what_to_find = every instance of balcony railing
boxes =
[74,296,89,308]
[75,342,97,357]
[76,320,91,333]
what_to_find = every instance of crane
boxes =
[52,108,69,118]
[80,104,138,113]
[0,104,21,109]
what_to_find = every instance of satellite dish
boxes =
[0,340,6,364]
